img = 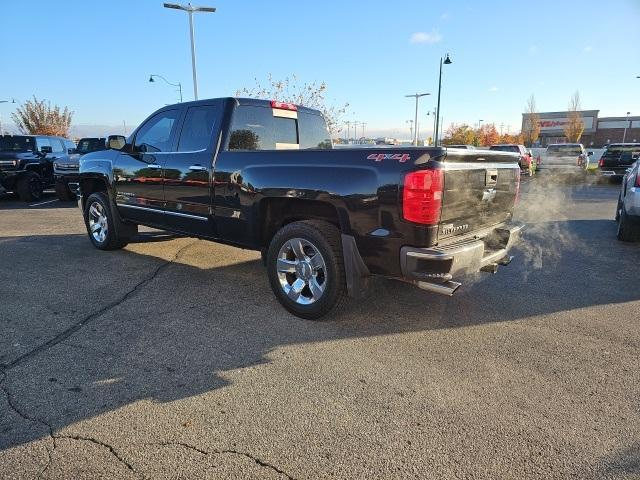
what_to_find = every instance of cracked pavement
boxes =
[1,182,639,479]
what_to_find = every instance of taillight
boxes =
[402,169,443,224]
[598,158,604,167]
[635,170,640,188]
[270,100,297,111]
[514,168,521,205]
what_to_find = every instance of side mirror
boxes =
[68,148,77,154]
[40,146,53,154]
[107,135,126,150]
[587,151,593,156]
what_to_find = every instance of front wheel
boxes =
[266,220,347,320]
[16,172,43,202]
[83,192,136,250]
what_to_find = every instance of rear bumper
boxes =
[400,222,524,294]
[598,167,630,178]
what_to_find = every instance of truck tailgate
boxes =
[438,151,519,241]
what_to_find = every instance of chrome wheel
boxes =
[88,201,108,243]
[276,237,327,305]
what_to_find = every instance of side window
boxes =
[134,110,179,153]
[228,106,274,150]
[178,105,220,152]
[49,138,65,153]
[36,137,51,153]
[299,113,332,149]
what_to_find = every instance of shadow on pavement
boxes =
[0,216,639,461]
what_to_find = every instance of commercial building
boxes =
[521,110,640,147]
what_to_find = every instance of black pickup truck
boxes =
[78,98,523,319]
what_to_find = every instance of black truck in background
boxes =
[78,98,523,319]
[0,135,77,201]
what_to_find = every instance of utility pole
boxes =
[406,120,414,142]
[163,3,216,100]
[405,93,430,145]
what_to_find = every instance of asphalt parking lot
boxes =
[1,180,639,479]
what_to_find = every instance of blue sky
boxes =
[1,0,639,139]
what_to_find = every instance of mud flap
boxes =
[341,234,370,299]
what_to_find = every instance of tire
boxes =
[55,180,75,201]
[83,192,136,250]
[617,208,640,242]
[266,220,347,320]
[16,172,43,202]
[615,196,622,222]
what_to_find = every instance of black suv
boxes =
[0,134,77,201]
[54,137,107,200]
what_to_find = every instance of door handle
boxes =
[189,165,207,171]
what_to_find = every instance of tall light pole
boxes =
[622,112,631,142]
[405,93,430,145]
[361,122,367,139]
[478,119,484,129]
[149,74,183,102]
[353,121,360,142]
[163,2,216,100]
[434,53,452,147]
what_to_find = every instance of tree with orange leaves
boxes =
[476,123,500,146]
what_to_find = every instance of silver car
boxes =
[616,157,640,242]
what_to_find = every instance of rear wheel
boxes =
[16,172,43,202]
[617,207,640,242]
[267,220,347,320]
[83,192,137,250]
[55,180,75,201]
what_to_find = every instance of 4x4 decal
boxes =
[367,153,411,163]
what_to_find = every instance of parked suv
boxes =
[598,143,640,180]
[0,134,76,201]
[615,156,640,241]
[54,137,107,200]
[489,144,535,175]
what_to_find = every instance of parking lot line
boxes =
[28,199,59,207]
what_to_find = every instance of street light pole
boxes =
[623,112,631,142]
[163,3,216,100]
[434,53,452,147]
[149,74,183,102]
[405,93,430,145]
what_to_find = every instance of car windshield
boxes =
[0,136,35,152]
[547,145,582,155]
[76,138,105,153]
[602,145,640,160]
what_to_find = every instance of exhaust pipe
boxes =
[416,280,462,296]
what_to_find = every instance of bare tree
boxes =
[236,74,348,136]
[522,94,540,147]
[11,97,73,137]
[564,91,584,142]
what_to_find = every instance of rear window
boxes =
[228,105,331,151]
[489,145,519,153]
[0,136,35,152]
[547,145,583,155]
